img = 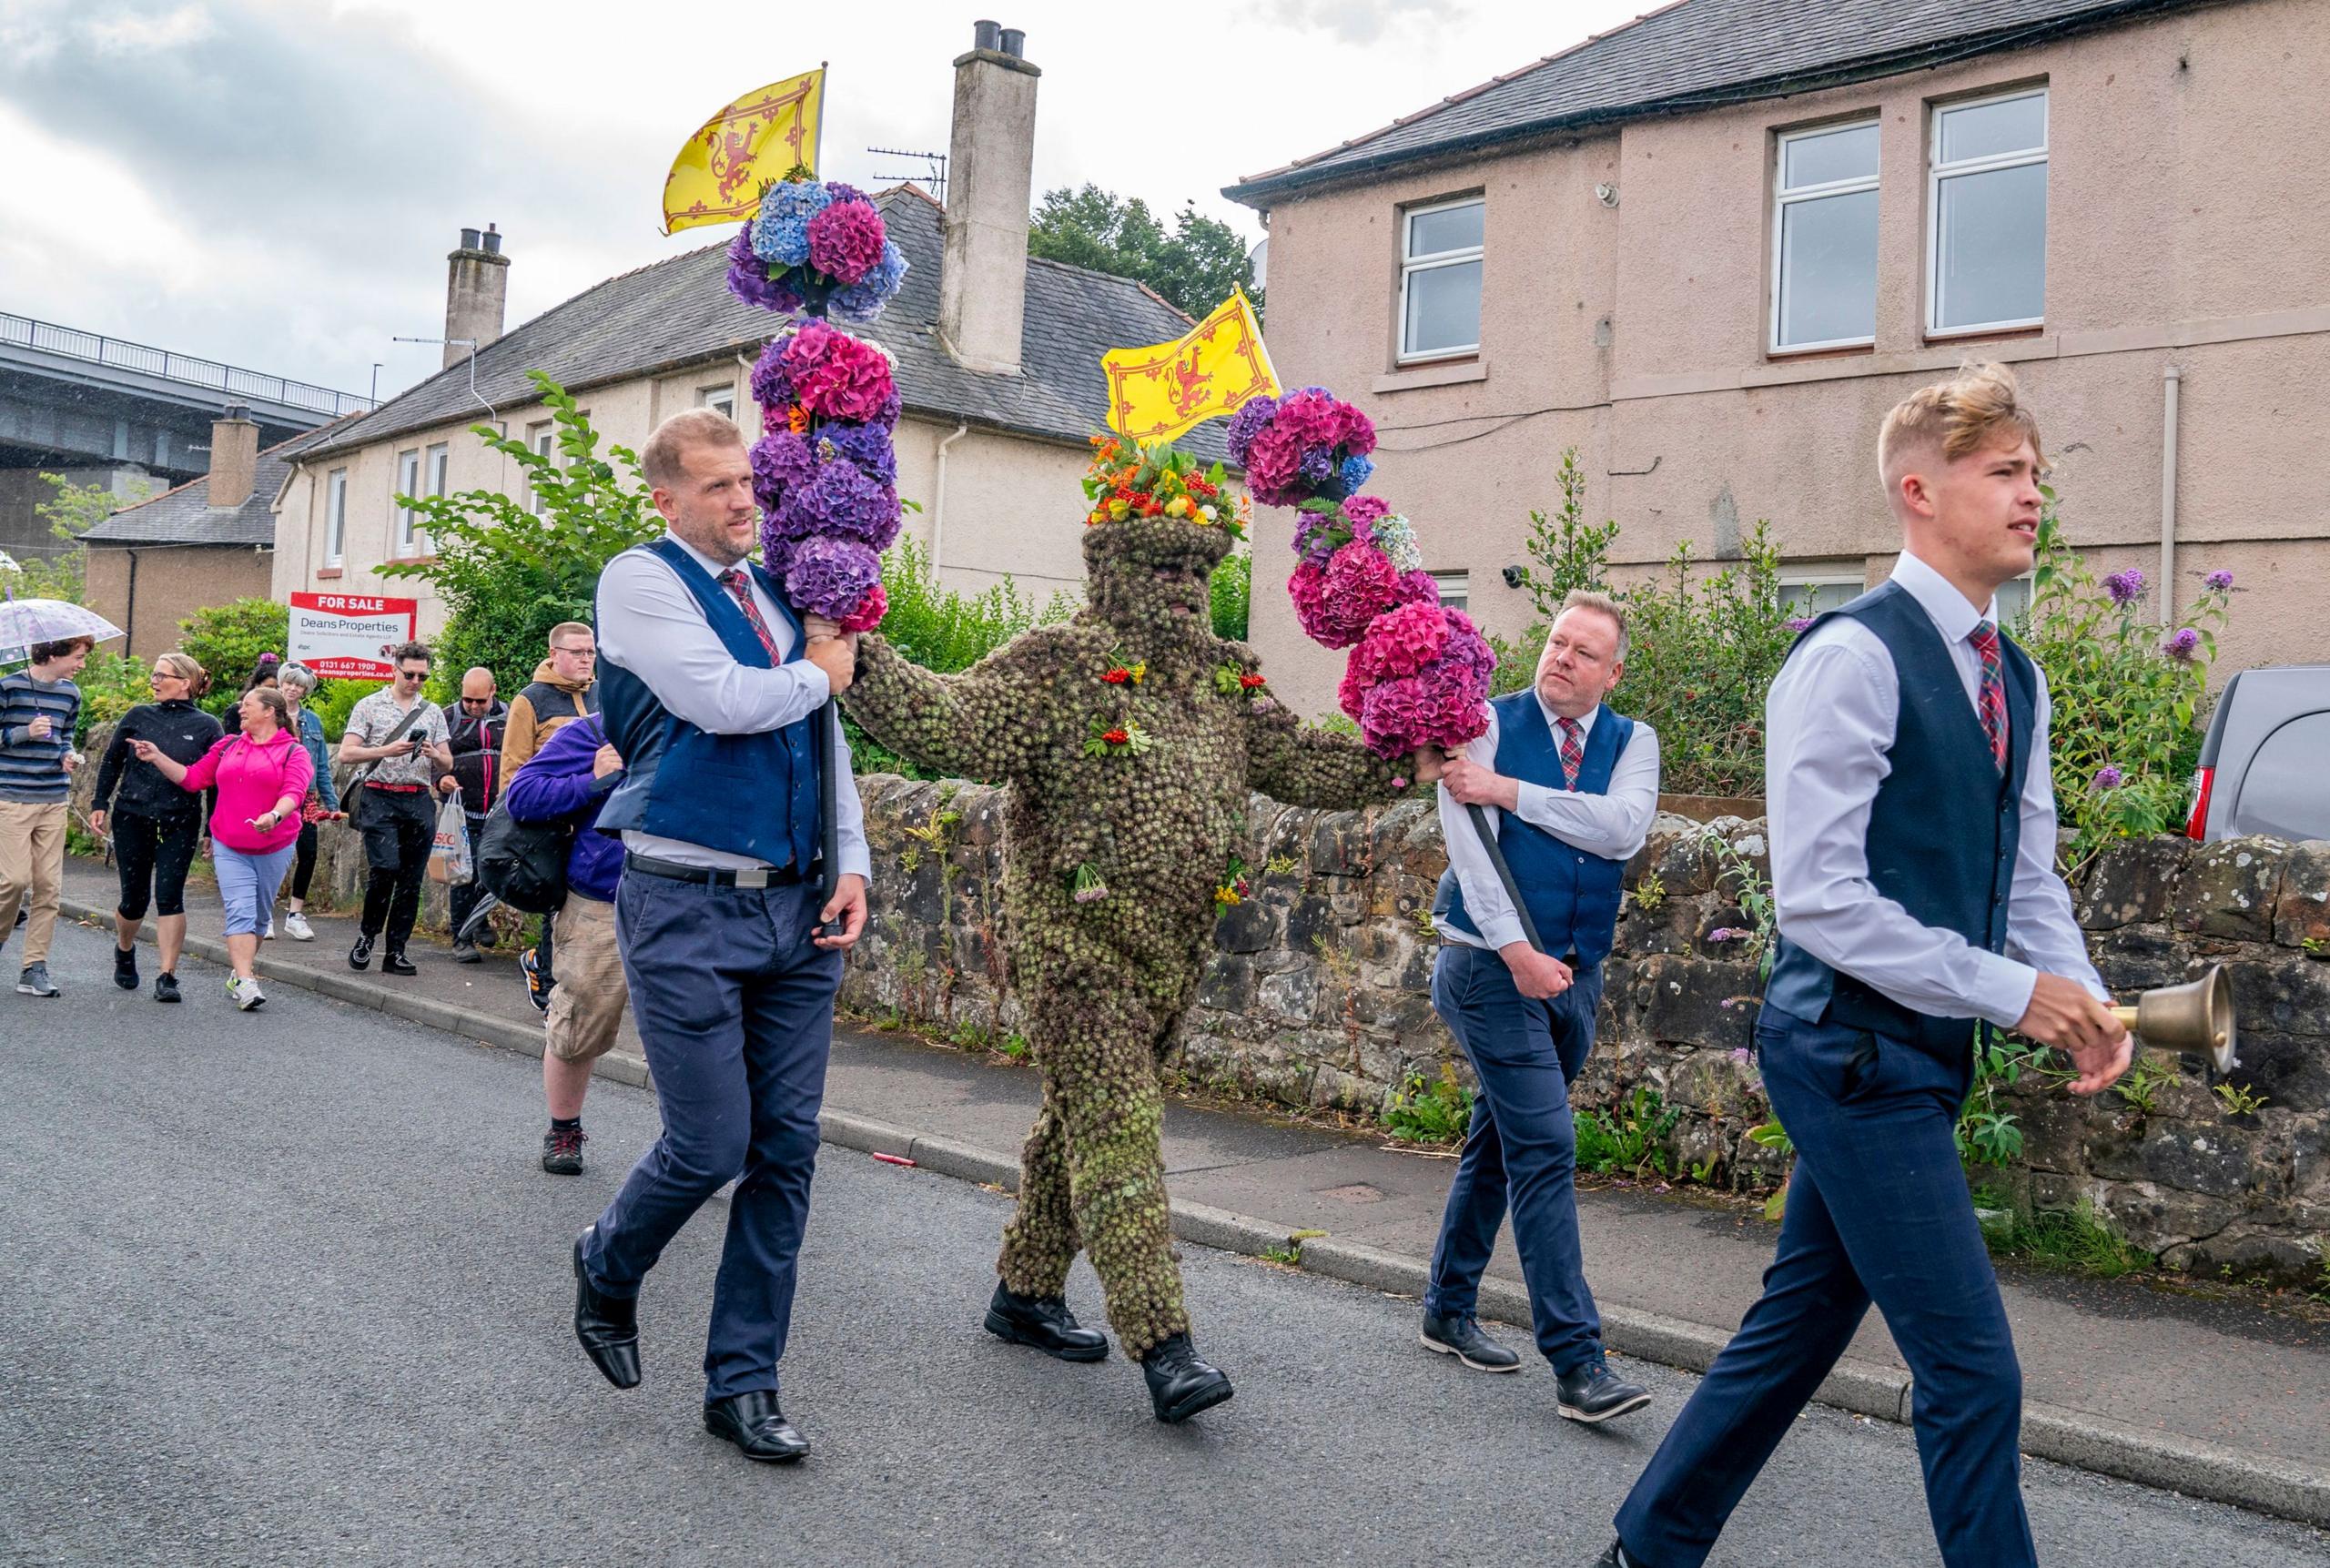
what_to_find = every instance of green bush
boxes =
[72,648,150,744]
[177,598,290,719]
[307,677,370,743]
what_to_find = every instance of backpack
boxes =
[471,794,572,914]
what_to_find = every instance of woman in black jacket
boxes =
[89,652,222,1002]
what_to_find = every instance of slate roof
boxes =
[1224,0,2212,204]
[83,418,357,548]
[300,188,1228,465]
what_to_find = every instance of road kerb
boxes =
[73,894,2330,1530]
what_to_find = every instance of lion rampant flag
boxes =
[662,69,826,237]
[1101,288,1280,445]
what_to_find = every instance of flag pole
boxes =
[812,61,828,174]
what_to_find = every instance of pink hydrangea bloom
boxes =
[1350,600,1450,683]
[783,321,896,423]
[805,199,886,284]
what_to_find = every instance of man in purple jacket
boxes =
[505,713,629,1175]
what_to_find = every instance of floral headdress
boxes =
[1081,436,1249,542]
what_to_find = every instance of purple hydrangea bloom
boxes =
[830,240,909,323]
[750,179,832,267]
[1292,510,1342,568]
[2092,764,2125,791]
[824,182,868,205]
[1224,395,1278,467]
[783,535,883,619]
[2104,567,2147,606]
[2163,626,2201,662]
[727,229,803,314]
[775,459,900,550]
[2205,569,2234,591]
[1297,445,1334,483]
[749,431,817,508]
[814,421,897,486]
[750,333,797,410]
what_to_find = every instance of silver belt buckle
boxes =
[735,865,770,889]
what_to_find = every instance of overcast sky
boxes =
[0,0,1648,406]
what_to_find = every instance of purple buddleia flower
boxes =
[2204,569,2234,591]
[1786,616,1815,633]
[2103,568,2147,606]
[2162,627,2201,662]
[2092,765,2124,791]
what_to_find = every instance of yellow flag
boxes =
[1101,288,1280,445]
[661,69,825,236]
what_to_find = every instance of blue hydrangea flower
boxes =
[1338,453,1374,494]
[830,241,909,323]
[751,179,832,267]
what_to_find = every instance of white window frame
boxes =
[1768,117,1880,356]
[418,441,449,556]
[698,383,737,420]
[323,468,348,568]
[526,420,557,516]
[1926,86,2048,339]
[1429,569,1470,612]
[1396,195,1484,365]
[1994,571,2036,626]
[1778,572,1867,617]
[394,448,420,556]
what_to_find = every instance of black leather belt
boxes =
[623,849,813,888]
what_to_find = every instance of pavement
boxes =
[41,854,2330,1532]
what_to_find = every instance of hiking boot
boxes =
[521,947,553,1014]
[985,1281,1109,1362]
[153,972,181,1004]
[114,944,140,990]
[16,962,58,997]
[282,910,315,942]
[226,975,267,1012]
[1556,1354,1652,1424]
[542,1125,587,1175]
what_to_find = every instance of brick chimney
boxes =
[443,223,510,368]
[937,22,1039,376]
[207,404,259,510]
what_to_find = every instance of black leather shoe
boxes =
[1557,1355,1652,1423]
[381,948,418,976]
[113,945,139,990]
[153,971,180,1004]
[1585,1541,1625,1567]
[349,933,374,970]
[1420,1310,1522,1372]
[704,1389,810,1463]
[572,1230,640,1390]
[1141,1332,1233,1424]
[985,1280,1109,1362]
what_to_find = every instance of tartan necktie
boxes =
[1558,715,1585,789]
[1970,619,2010,774]
[718,568,785,663]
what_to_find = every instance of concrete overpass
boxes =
[0,310,371,566]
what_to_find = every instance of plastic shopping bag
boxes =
[429,790,474,885]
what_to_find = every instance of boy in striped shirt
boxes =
[1,634,92,997]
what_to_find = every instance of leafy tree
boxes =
[381,372,663,697]
[3,473,152,604]
[1028,185,1260,319]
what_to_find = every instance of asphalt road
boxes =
[5,919,2325,1568]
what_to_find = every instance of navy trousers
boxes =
[1423,941,1606,1375]
[1616,1005,2033,1568]
[581,873,841,1404]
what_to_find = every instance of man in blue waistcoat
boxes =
[1425,589,1662,1423]
[1598,365,2131,1568]
[568,409,869,1467]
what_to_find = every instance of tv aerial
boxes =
[868,147,947,203]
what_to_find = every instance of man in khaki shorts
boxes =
[503,711,629,1174]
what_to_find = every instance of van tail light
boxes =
[2183,766,2214,840]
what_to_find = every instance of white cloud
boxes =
[83,2,215,52]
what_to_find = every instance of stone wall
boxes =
[846,774,2330,1278]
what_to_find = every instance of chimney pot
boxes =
[939,26,1039,375]
[998,26,1025,56]
[207,406,260,511]
[444,224,512,369]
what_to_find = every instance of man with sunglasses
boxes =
[338,642,454,976]
[440,667,507,961]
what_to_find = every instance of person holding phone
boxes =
[336,642,453,976]
[133,685,313,1010]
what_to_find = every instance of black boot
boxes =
[1420,1310,1522,1372]
[572,1229,640,1389]
[984,1280,1109,1362]
[380,947,418,976]
[1140,1332,1233,1424]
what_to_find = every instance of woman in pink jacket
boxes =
[133,685,314,1010]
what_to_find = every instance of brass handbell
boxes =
[2109,965,2238,1074]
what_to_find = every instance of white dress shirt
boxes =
[595,532,871,879]
[1767,550,2105,1028]
[1433,695,1663,952]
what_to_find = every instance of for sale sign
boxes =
[288,592,420,682]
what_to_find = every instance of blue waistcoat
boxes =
[1437,692,1636,966]
[1762,580,2039,1062]
[593,537,822,871]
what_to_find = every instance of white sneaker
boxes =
[261,916,275,940]
[283,911,315,942]
[228,975,267,1011]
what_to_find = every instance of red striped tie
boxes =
[719,568,785,662]
[1558,716,1585,790]
[1970,620,2010,773]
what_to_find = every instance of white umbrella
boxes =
[0,597,125,649]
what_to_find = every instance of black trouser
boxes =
[289,820,319,902]
[356,787,434,950]
[113,810,200,921]
[447,813,489,940]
